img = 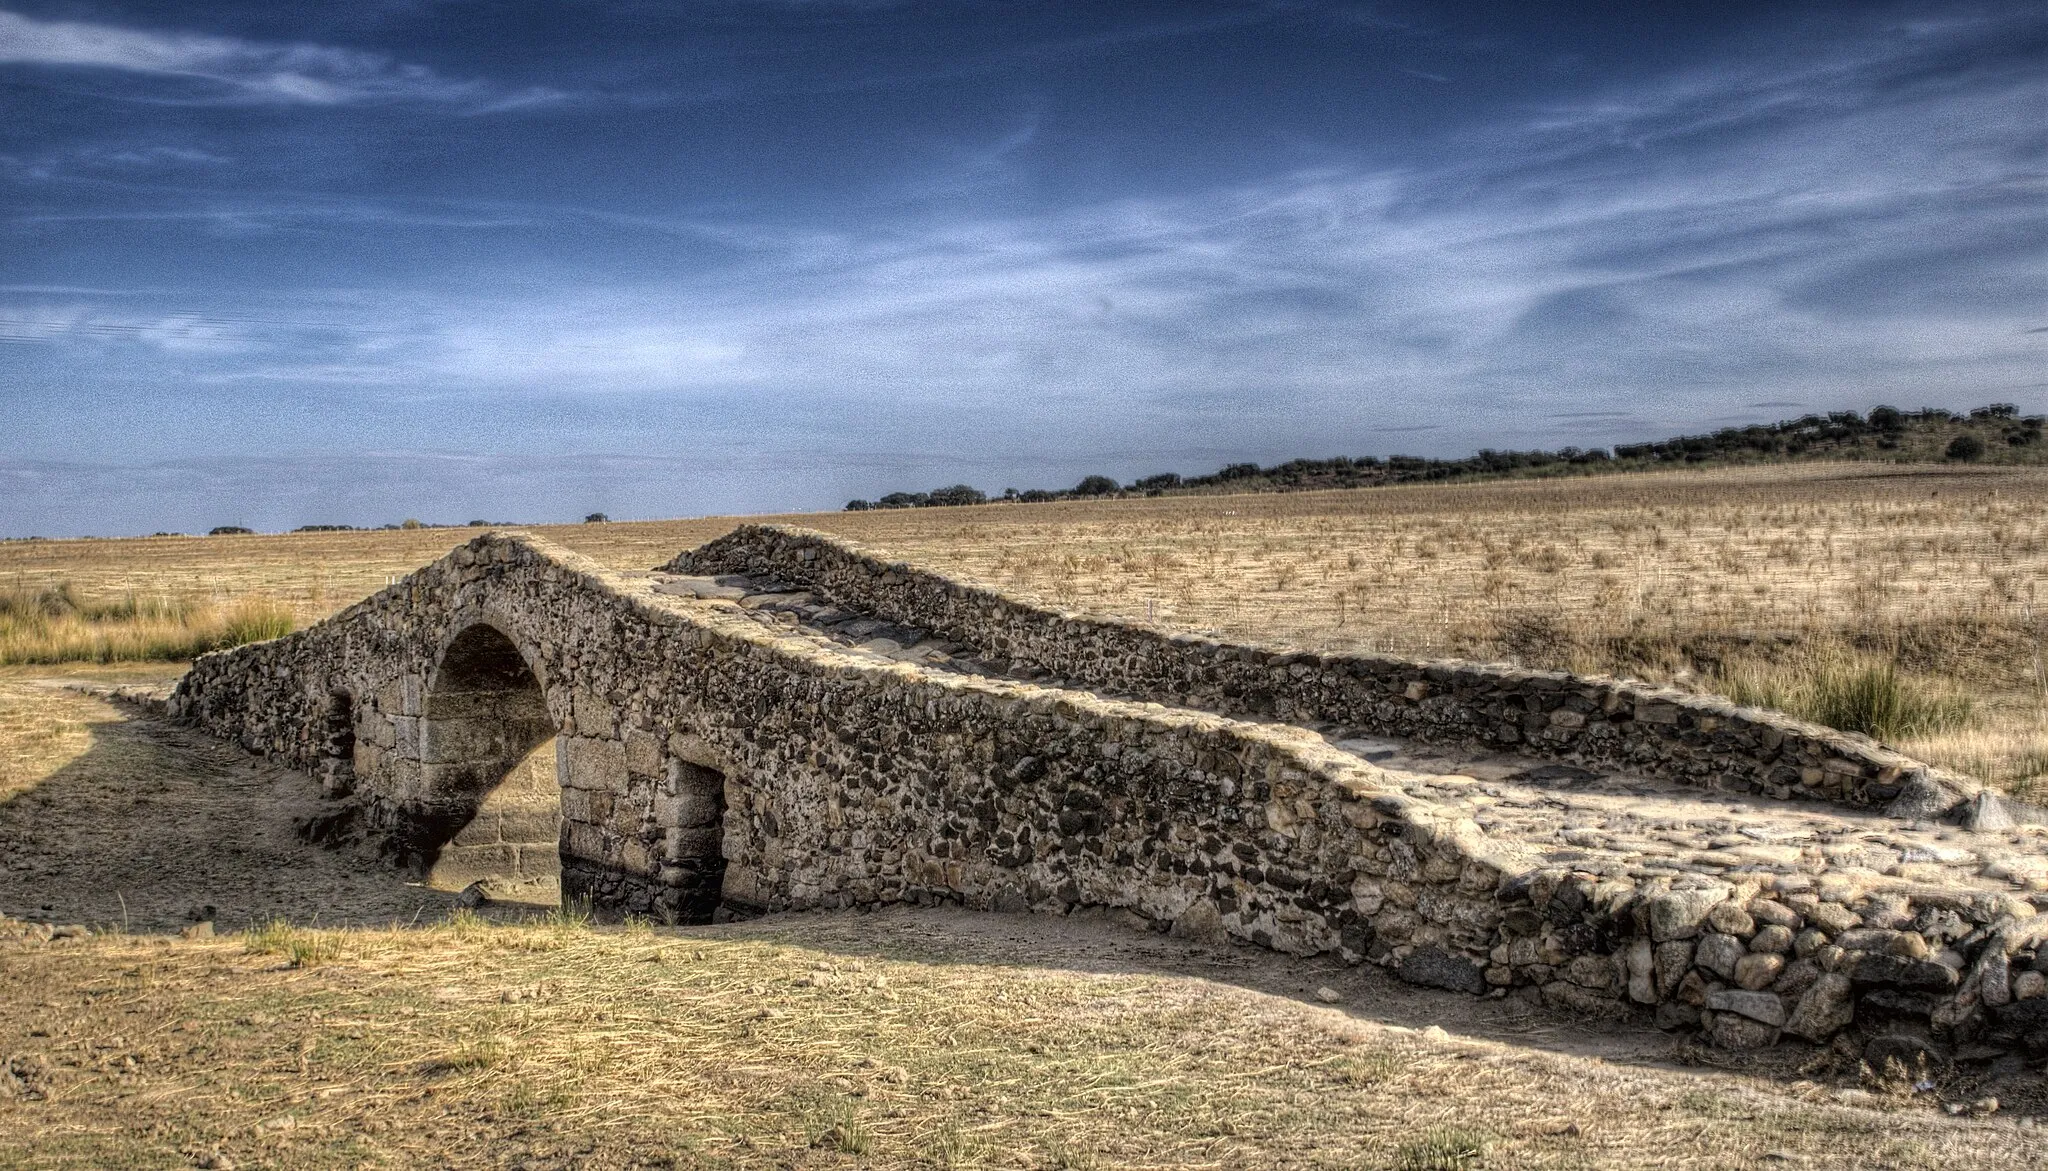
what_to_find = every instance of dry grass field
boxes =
[7,908,2042,1171]
[3,462,2041,793]
[5,462,2048,1168]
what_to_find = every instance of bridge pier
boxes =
[556,730,728,924]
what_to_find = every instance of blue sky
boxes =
[2,1,2043,536]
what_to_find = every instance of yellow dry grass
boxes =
[2,913,2038,1170]
[0,584,294,666]
[2,462,2041,790]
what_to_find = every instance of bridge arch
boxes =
[411,619,563,900]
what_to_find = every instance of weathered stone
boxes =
[1748,899,1802,929]
[1749,924,1794,955]
[1860,989,1934,1024]
[1962,791,2015,833]
[1706,988,1787,1027]
[1978,949,2012,1007]
[1771,958,1822,1000]
[1695,932,1746,981]
[1991,997,2048,1037]
[1654,940,1694,997]
[1676,969,1709,1007]
[1734,952,1785,991]
[1649,887,1729,942]
[1885,769,1964,822]
[1807,903,1862,936]
[1886,932,1932,960]
[1626,938,1657,1004]
[1709,1012,1780,1050]
[1835,927,1901,953]
[1851,953,1960,990]
[1398,946,1488,995]
[1169,900,1226,945]
[1784,973,1854,1041]
[1564,954,1615,991]
[1706,901,1755,936]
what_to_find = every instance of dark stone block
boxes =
[1851,953,1959,990]
[1397,946,1488,996]
[1654,1001,1700,1031]
[1859,989,1935,1020]
[1546,881,1589,926]
[1556,922,1600,956]
[1339,921,1374,961]
[1991,998,2048,1033]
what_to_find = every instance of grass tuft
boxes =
[243,918,346,968]
[547,896,593,929]
[810,1107,872,1155]
[1716,645,1974,742]
[1395,1126,1491,1171]
[0,581,295,665]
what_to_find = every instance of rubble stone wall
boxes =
[163,531,2045,1063]
[674,525,1981,815]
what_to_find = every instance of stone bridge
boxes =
[169,527,2048,1064]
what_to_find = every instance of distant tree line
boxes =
[1609,404,2034,463]
[843,403,2044,512]
[200,517,524,537]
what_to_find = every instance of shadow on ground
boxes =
[0,675,549,934]
[4,673,2040,1115]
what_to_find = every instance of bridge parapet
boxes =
[673,524,1983,815]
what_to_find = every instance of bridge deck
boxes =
[651,569,2048,902]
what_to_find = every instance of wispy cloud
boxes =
[16,7,2040,417]
[0,9,569,110]
[3,4,2041,534]
[0,305,257,351]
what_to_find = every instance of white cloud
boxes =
[434,319,755,388]
[0,9,566,109]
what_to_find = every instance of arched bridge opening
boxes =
[388,620,734,924]
[414,623,563,903]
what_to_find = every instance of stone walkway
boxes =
[650,570,2048,905]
